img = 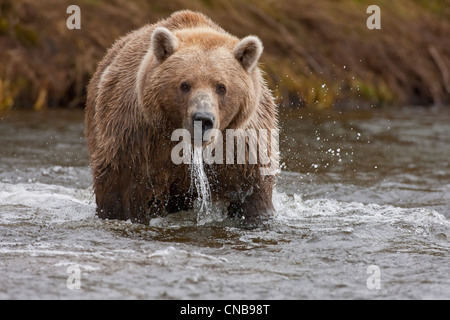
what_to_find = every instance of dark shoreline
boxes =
[0,0,449,110]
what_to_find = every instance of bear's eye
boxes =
[216,84,227,95]
[180,82,191,93]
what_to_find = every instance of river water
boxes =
[0,107,449,299]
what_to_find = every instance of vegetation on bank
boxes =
[0,0,449,111]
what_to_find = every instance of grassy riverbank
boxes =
[0,0,449,110]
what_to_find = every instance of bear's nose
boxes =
[192,112,215,135]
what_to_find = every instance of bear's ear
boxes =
[234,36,263,72]
[151,27,179,63]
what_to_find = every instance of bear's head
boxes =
[138,26,264,145]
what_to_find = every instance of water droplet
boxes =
[190,147,212,224]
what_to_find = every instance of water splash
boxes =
[190,146,212,224]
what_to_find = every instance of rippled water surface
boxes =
[0,107,449,299]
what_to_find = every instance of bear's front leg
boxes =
[227,178,275,226]
[165,193,194,213]
[94,167,152,224]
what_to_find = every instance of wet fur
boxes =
[85,10,278,224]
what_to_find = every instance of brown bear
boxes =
[85,10,278,225]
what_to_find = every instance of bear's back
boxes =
[160,10,226,33]
[103,10,226,69]
[87,10,226,113]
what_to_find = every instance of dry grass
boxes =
[0,0,449,110]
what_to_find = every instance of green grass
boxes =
[0,0,449,109]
